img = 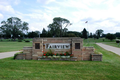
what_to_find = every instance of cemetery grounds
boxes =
[0,38,120,80]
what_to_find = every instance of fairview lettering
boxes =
[45,43,70,49]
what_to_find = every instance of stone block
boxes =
[26,53,32,56]
[90,54,102,61]
[37,52,43,55]
[32,56,38,60]
[15,54,25,60]
[25,55,32,60]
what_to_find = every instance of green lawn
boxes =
[102,42,120,48]
[83,38,115,43]
[84,38,120,48]
[0,42,32,52]
[0,42,120,80]
[0,39,33,42]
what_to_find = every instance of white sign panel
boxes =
[45,43,70,49]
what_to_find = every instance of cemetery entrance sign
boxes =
[22,37,95,61]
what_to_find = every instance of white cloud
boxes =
[43,6,60,14]
[14,10,53,32]
[0,0,9,5]
[46,0,55,4]
[0,13,4,19]
[0,5,15,14]
[14,0,21,5]
[37,0,55,4]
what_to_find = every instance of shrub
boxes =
[8,40,11,41]
[70,54,74,57]
[56,53,59,56]
[103,39,104,42]
[60,53,64,56]
[13,52,23,59]
[116,40,120,43]
[25,40,30,42]
[18,39,22,42]
[65,51,70,56]
[118,37,120,39]
[46,52,50,56]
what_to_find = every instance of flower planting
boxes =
[42,51,74,59]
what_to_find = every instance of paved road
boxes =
[96,43,120,56]
[0,51,21,59]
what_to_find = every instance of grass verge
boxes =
[102,42,120,48]
[0,42,32,52]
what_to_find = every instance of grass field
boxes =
[84,38,120,48]
[83,38,116,43]
[102,42,120,48]
[0,40,120,80]
[0,42,32,52]
[0,39,33,42]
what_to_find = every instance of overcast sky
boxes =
[0,0,120,34]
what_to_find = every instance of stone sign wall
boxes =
[21,37,95,61]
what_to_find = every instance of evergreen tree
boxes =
[41,28,47,37]
[82,28,87,39]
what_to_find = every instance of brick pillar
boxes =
[72,38,83,61]
[32,38,43,59]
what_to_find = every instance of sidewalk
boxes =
[0,51,21,59]
[96,43,120,56]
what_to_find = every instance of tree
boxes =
[102,33,106,37]
[41,28,48,37]
[96,29,103,39]
[115,32,120,38]
[48,17,71,37]
[93,34,97,39]
[67,33,76,37]
[34,30,41,37]
[27,31,40,38]
[89,32,93,38]
[0,31,4,39]
[62,27,68,36]
[47,22,61,37]
[106,33,116,41]
[82,28,88,39]
[67,31,81,37]
[27,31,38,38]
[0,17,29,40]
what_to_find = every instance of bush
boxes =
[18,39,22,42]
[118,37,120,39]
[25,40,30,42]
[8,40,11,41]
[106,33,116,41]
[103,39,104,42]
[116,40,120,43]
[13,52,23,59]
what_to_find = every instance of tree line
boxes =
[0,17,120,41]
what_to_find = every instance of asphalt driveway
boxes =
[96,43,120,56]
[0,51,21,59]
